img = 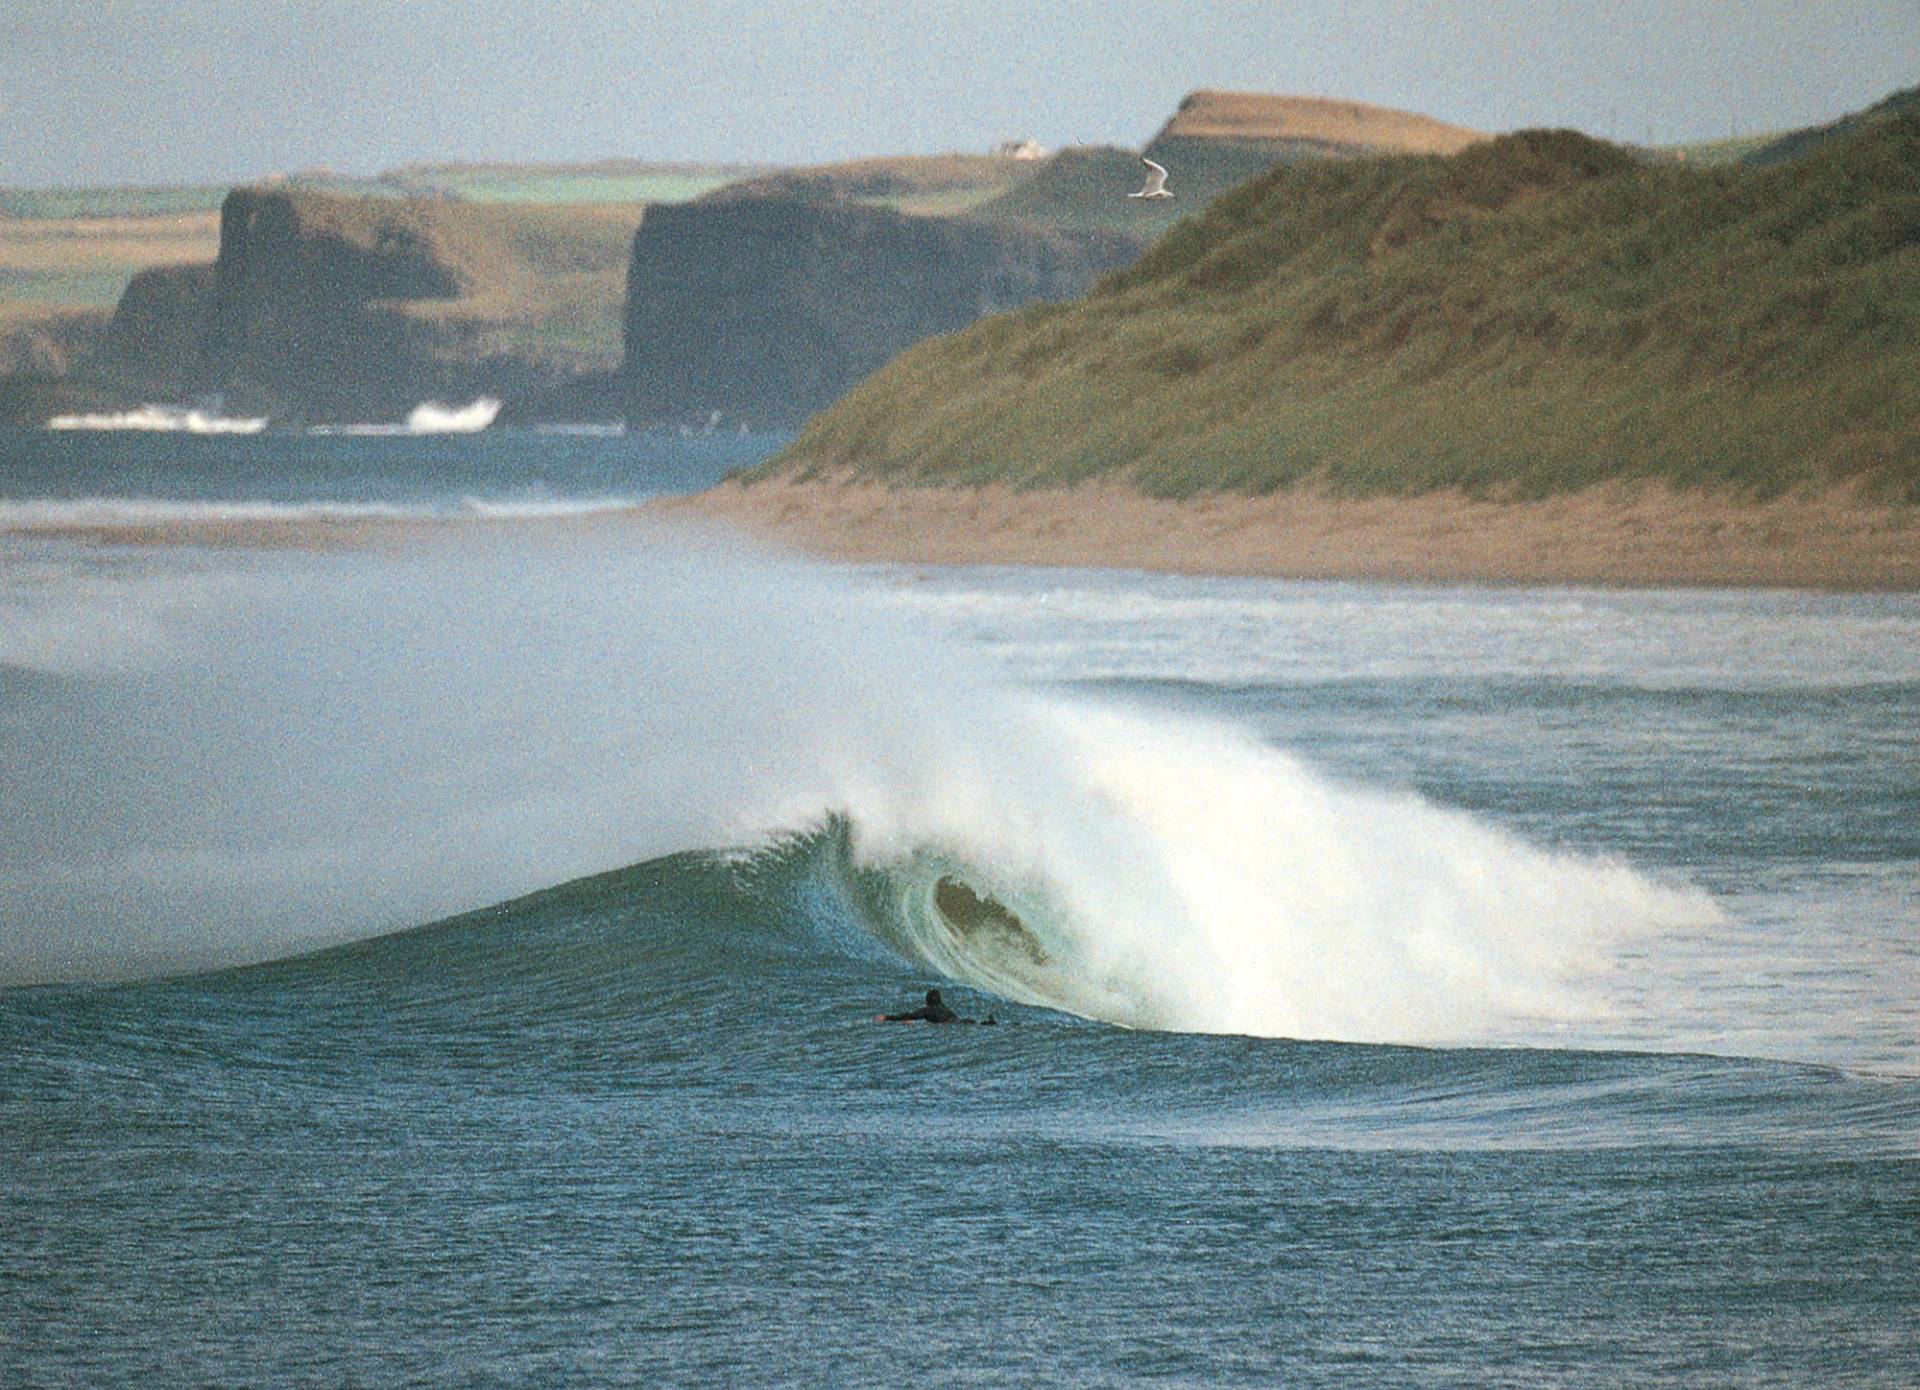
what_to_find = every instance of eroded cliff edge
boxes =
[85,187,638,422]
[620,194,1143,429]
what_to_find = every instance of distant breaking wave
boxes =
[407,398,500,433]
[311,398,502,436]
[46,405,267,434]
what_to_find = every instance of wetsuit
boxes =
[884,990,959,1024]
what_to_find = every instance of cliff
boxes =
[767,108,1920,503]
[620,195,1141,429]
[93,264,216,395]
[90,188,643,421]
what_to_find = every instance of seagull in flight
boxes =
[1129,157,1173,199]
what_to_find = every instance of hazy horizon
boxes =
[4,0,1917,188]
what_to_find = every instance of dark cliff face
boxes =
[201,189,460,411]
[90,188,622,422]
[97,264,217,394]
[621,196,1143,428]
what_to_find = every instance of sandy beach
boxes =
[7,477,1917,591]
[651,478,1920,591]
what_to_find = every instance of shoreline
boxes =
[648,478,1920,592]
[6,477,1918,592]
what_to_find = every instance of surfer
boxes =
[879,988,996,1025]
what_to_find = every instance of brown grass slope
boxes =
[1151,90,1486,155]
[768,113,1920,503]
[970,94,1487,242]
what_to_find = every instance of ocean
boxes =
[3,426,1917,1387]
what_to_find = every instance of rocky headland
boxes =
[620,193,1140,429]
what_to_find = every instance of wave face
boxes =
[45,405,267,434]
[0,529,1715,1047]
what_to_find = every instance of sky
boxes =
[3,0,1916,187]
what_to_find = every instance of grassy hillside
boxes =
[0,186,229,220]
[771,113,1920,502]
[1744,85,1920,167]
[972,145,1237,238]
[0,209,219,307]
[1658,133,1782,167]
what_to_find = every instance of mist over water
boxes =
[0,530,943,980]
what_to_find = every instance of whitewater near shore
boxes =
[23,476,1916,592]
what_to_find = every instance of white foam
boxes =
[46,405,267,434]
[827,696,1716,1041]
[532,422,626,438]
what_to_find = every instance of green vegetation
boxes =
[0,205,221,367]
[0,302,104,375]
[1744,85,1920,167]
[0,267,139,306]
[968,138,1345,239]
[971,146,1190,237]
[973,95,1489,240]
[769,114,1920,503]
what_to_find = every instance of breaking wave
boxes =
[0,530,1719,1046]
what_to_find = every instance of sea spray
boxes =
[0,527,1716,1043]
[0,529,1014,981]
[816,699,1715,1040]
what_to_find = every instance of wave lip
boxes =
[45,405,267,435]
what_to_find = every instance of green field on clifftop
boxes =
[770,106,1920,503]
